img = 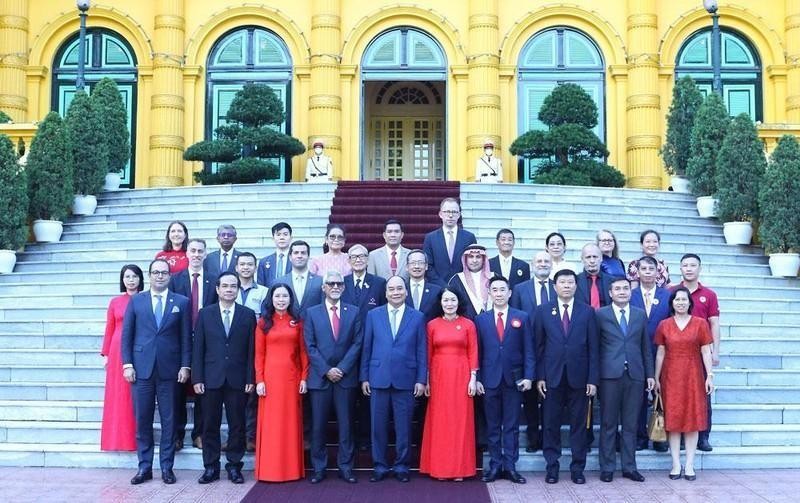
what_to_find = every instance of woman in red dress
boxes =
[254,283,309,482]
[100,264,143,451]
[654,286,714,481]
[420,287,479,480]
[154,220,189,273]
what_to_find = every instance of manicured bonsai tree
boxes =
[714,113,766,223]
[184,83,305,184]
[758,135,800,253]
[27,112,74,221]
[0,110,11,123]
[686,92,729,196]
[661,76,703,177]
[510,83,624,187]
[0,134,28,250]
[65,90,109,195]
[91,78,131,175]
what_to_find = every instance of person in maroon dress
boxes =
[100,264,144,451]
[154,220,189,273]
[654,287,714,481]
[420,287,478,480]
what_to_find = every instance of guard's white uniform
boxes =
[475,155,503,183]
[305,154,333,183]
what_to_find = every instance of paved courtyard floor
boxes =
[0,467,795,502]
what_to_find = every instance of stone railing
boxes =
[758,123,800,155]
[0,122,37,159]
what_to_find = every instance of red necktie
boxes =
[330,305,340,340]
[562,303,570,336]
[191,273,200,327]
[590,275,600,310]
[390,251,398,275]
[496,312,504,342]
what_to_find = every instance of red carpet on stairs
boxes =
[330,181,461,250]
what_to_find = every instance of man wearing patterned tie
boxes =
[576,243,611,309]
[192,272,256,485]
[534,269,598,485]
[422,198,477,284]
[121,259,191,485]
[257,222,293,287]
[368,219,410,280]
[304,270,363,484]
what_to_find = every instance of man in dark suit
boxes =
[534,269,598,485]
[168,238,217,450]
[256,222,293,287]
[596,277,655,483]
[304,270,363,484]
[630,255,671,452]
[121,259,191,485]
[489,229,530,290]
[360,276,427,483]
[422,197,476,284]
[575,243,612,309]
[404,249,442,322]
[510,250,556,452]
[475,276,534,485]
[276,240,323,318]
[192,272,255,485]
[205,224,242,278]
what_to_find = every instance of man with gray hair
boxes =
[206,224,243,278]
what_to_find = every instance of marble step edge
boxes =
[97,183,335,197]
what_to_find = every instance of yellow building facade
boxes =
[0,0,798,189]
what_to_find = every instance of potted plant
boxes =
[66,90,108,214]
[714,113,766,245]
[27,112,74,242]
[661,76,703,193]
[686,93,729,217]
[92,78,130,191]
[0,133,27,273]
[758,134,800,276]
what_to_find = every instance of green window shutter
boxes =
[523,32,555,67]
[726,86,754,118]
[256,32,288,65]
[681,35,709,65]
[370,35,399,65]
[723,35,752,65]
[565,31,599,66]
[216,34,244,65]
[104,38,130,65]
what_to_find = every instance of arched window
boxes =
[675,28,761,120]
[206,27,292,180]
[517,28,605,182]
[52,29,138,187]
[362,28,446,80]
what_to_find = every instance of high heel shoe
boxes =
[684,468,696,481]
[669,467,683,480]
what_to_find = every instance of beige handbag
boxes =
[648,393,667,442]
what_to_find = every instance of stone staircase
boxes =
[0,181,798,470]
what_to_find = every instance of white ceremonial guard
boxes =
[475,140,503,183]
[305,141,333,183]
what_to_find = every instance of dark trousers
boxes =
[175,384,202,442]
[637,389,651,443]
[355,392,371,448]
[309,385,356,473]
[201,383,247,471]
[599,372,644,473]
[521,388,541,448]
[542,383,590,473]
[132,374,177,472]
[245,391,257,442]
[483,383,522,472]
[371,387,414,475]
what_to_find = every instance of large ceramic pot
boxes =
[32,219,63,243]
[722,221,753,245]
[670,175,690,193]
[104,172,122,191]
[72,194,97,216]
[696,196,718,218]
[0,249,16,274]
[768,253,800,277]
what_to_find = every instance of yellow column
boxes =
[0,0,28,121]
[308,0,342,179]
[465,0,501,182]
[625,0,661,189]
[787,0,800,122]
[149,0,185,187]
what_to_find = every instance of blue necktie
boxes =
[391,309,399,339]
[221,252,229,272]
[619,308,628,336]
[539,280,548,305]
[276,253,285,277]
[154,294,163,329]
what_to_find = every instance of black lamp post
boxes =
[76,0,91,91]
[703,0,723,96]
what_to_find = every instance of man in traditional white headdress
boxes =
[447,244,493,320]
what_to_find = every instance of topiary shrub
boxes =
[714,113,766,222]
[758,135,800,253]
[65,90,109,195]
[0,110,11,123]
[0,134,28,250]
[686,93,729,195]
[532,159,625,187]
[91,78,130,175]
[27,112,74,221]
[661,76,704,177]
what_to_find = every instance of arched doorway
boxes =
[361,28,446,180]
[205,26,293,180]
[516,27,605,182]
[52,29,138,187]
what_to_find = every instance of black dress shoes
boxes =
[227,468,244,484]
[571,472,586,484]
[481,469,499,483]
[697,439,713,452]
[506,470,526,484]
[309,472,326,484]
[669,467,683,480]
[162,469,177,484]
[198,468,219,484]
[130,469,152,485]
[338,470,358,484]
[685,472,697,481]
[369,471,386,482]
[600,471,614,482]
[636,439,648,451]
[395,472,410,483]
[545,471,558,484]
[622,470,646,482]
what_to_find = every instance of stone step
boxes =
[459,182,697,203]
[722,338,800,355]
[96,182,334,202]
[714,385,800,404]
[0,366,104,383]
[463,203,709,221]
[80,207,332,224]
[469,220,726,240]
[0,350,96,366]
[94,197,335,215]
[0,334,100,350]
[59,223,328,243]
[0,383,103,401]
[719,353,800,370]
[715,369,800,386]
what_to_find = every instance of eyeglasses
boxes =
[149,270,170,277]
[349,254,368,260]
[408,260,427,266]
[327,235,345,241]
[325,281,344,288]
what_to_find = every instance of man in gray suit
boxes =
[596,277,654,483]
[368,219,410,280]
[276,240,323,318]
